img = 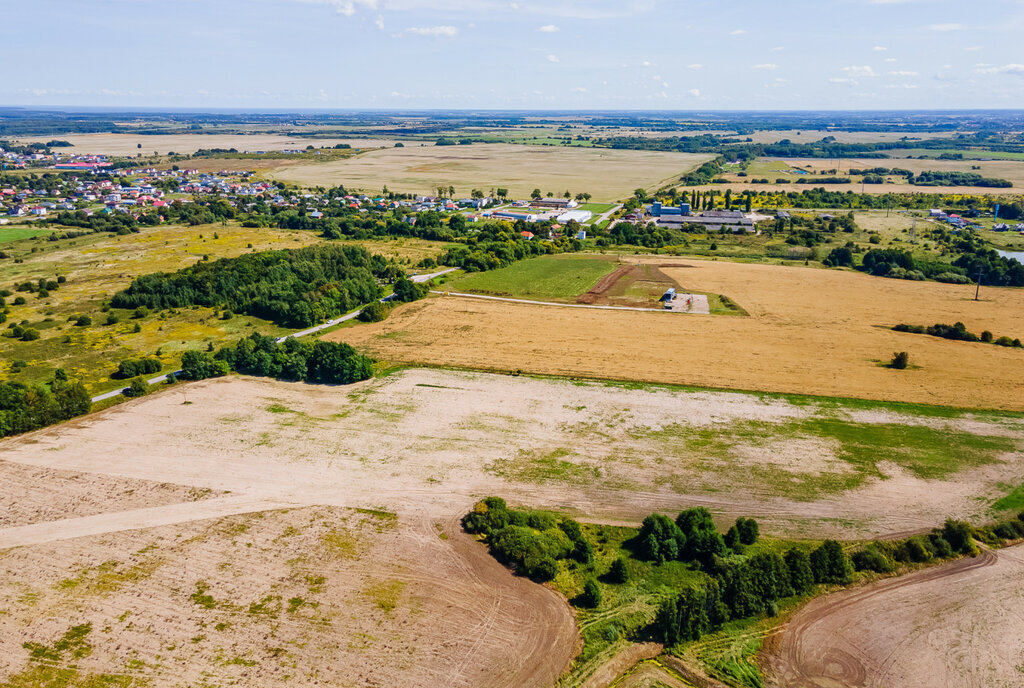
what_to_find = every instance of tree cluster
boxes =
[0,378,91,439]
[214,333,373,385]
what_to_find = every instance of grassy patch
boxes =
[992,483,1024,513]
[446,255,618,301]
[363,579,405,614]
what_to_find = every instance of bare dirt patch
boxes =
[334,257,1024,411]
[767,544,1024,688]
[0,461,215,528]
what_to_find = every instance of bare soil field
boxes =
[269,143,713,200]
[0,462,216,528]
[1,370,1022,684]
[18,133,393,156]
[767,543,1024,688]
[336,257,1024,411]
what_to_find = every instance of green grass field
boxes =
[577,202,616,216]
[445,255,617,302]
[0,226,53,244]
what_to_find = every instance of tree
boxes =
[179,350,228,381]
[785,548,814,595]
[725,525,741,551]
[736,517,759,545]
[124,376,149,398]
[608,557,629,584]
[577,578,602,608]
[496,188,509,200]
[448,185,455,198]
[392,277,426,303]
[942,519,977,555]
[890,351,909,369]
[531,188,542,200]
[810,540,852,585]
[358,301,389,322]
[563,190,571,199]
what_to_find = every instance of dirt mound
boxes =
[767,545,1024,687]
[577,264,680,307]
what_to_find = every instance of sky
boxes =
[3,0,1024,110]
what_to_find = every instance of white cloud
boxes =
[884,57,897,63]
[570,86,587,92]
[965,45,983,51]
[546,54,560,62]
[976,63,1024,76]
[538,24,559,32]
[730,28,746,35]
[888,70,918,76]
[687,63,703,70]
[829,77,858,85]
[873,46,887,51]
[293,0,379,16]
[403,25,459,36]
[842,65,876,77]
[688,88,701,97]
[926,23,964,32]
[375,14,385,29]
[642,60,653,67]
[754,63,779,70]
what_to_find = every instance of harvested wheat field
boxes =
[270,143,713,199]
[335,258,1024,411]
[768,543,1024,688]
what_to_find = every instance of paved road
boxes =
[90,268,458,403]
[432,290,688,314]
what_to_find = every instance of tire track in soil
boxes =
[768,547,999,688]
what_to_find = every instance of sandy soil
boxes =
[0,505,573,688]
[334,257,1024,411]
[269,143,713,200]
[767,544,1024,688]
[0,461,215,528]
[18,133,393,156]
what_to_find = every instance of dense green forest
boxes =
[111,244,390,328]
[0,377,91,439]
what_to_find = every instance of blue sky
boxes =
[3,0,1023,109]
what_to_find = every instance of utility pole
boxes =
[975,268,984,301]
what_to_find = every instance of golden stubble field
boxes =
[333,258,1024,411]
[269,143,714,200]
[710,156,1024,196]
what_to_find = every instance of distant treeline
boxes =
[111,244,389,328]
[823,243,1024,286]
[893,322,1022,348]
[438,223,582,272]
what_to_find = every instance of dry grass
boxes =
[333,257,1024,411]
[269,143,713,200]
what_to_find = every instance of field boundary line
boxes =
[430,290,683,313]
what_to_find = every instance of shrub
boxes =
[114,357,162,379]
[942,519,977,555]
[392,277,427,303]
[736,517,759,545]
[13,296,26,305]
[133,306,149,319]
[981,330,994,343]
[895,535,934,563]
[179,350,229,381]
[20,328,40,341]
[105,313,120,325]
[890,351,909,369]
[638,513,686,562]
[74,315,92,326]
[929,535,953,558]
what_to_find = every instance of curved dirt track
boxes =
[769,544,1024,688]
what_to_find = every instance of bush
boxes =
[13,296,26,305]
[358,300,389,323]
[105,313,120,325]
[74,315,92,326]
[852,545,893,573]
[577,579,602,608]
[132,306,149,319]
[392,277,427,303]
[20,328,40,341]
[638,513,686,562]
[895,535,934,563]
[942,519,977,555]
[890,351,909,369]
[736,517,759,545]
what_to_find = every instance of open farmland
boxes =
[1,369,1022,684]
[269,143,714,200]
[17,133,395,156]
[333,257,1024,411]
[768,544,1024,688]
[446,255,619,302]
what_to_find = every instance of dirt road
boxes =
[768,544,1024,687]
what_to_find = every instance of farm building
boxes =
[655,209,754,230]
[531,198,576,209]
[556,209,593,224]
